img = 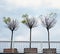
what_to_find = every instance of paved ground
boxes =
[0,53,60,54]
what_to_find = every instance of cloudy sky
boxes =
[0,0,60,41]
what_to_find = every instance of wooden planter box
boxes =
[24,48,37,54]
[43,48,56,54]
[3,48,18,53]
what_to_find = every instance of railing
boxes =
[0,41,60,53]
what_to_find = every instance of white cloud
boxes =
[5,0,42,8]
[14,27,47,41]
[14,35,29,41]
[44,0,60,9]
[4,0,60,9]
[0,0,60,12]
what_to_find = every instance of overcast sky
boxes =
[0,0,60,41]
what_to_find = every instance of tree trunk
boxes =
[10,30,13,49]
[47,29,50,49]
[30,28,32,48]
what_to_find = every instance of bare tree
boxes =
[40,13,57,49]
[22,14,38,48]
[3,17,19,49]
